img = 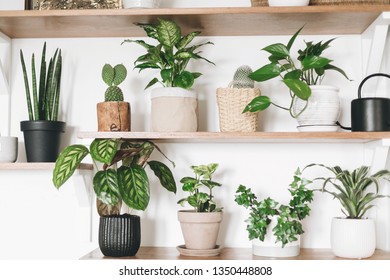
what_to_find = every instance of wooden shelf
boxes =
[0,162,93,170]
[77,131,390,143]
[0,6,389,38]
[81,247,390,260]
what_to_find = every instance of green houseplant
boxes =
[306,164,390,259]
[243,27,350,130]
[235,168,313,257]
[122,18,214,132]
[20,42,65,162]
[177,163,223,254]
[97,63,131,132]
[52,139,176,257]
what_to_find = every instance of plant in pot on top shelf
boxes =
[216,65,261,132]
[52,138,176,257]
[122,18,214,132]
[177,163,223,256]
[305,164,390,259]
[97,63,131,132]
[122,0,161,9]
[243,26,351,132]
[235,168,313,258]
[20,42,65,162]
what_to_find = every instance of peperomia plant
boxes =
[243,26,350,118]
[53,139,176,216]
[177,163,222,212]
[122,18,214,90]
[235,168,313,247]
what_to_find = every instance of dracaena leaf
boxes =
[156,18,181,48]
[176,31,201,49]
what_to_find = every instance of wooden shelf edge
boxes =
[0,162,93,170]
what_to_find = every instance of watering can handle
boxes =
[358,73,390,99]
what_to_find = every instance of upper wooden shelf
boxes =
[0,6,389,38]
[77,131,390,144]
[0,162,93,170]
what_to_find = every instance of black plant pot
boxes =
[99,214,141,257]
[20,120,66,162]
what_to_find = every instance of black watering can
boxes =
[339,73,390,131]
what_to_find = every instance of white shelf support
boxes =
[0,32,11,136]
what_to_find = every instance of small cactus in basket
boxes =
[102,64,127,102]
[232,65,254,89]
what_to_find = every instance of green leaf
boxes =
[145,78,160,90]
[160,69,172,82]
[53,145,89,188]
[176,31,201,50]
[113,64,127,85]
[243,96,271,113]
[90,139,118,165]
[117,165,150,211]
[284,69,302,80]
[147,160,177,193]
[324,64,351,81]
[122,39,155,50]
[180,177,198,184]
[173,71,194,89]
[156,18,181,48]
[102,64,114,86]
[287,26,304,51]
[262,43,289,58]
[93,169,120,205]
[283,79,311,101]
[302,56,332,70]
[192,72,202,79]
[134,24,159,40]
[249,63,280,82]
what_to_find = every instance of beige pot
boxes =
[97,101,131,132]
[178,210,222,250]
[151,88,198,132]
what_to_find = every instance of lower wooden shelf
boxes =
[81,247,390,260]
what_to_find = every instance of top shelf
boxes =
[0,6,390,38]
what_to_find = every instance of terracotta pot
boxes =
[97,101,131,132]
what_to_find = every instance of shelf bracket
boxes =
[0,32,11,136]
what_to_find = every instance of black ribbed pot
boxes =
[99,214,141,257]
[20,120,65,162]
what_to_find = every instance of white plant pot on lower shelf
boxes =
[123,0,161,8]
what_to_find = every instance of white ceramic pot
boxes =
[123,0,161,8]
[0,136,18,162]
[0,1,24,10]
[151,87,198,132]
[331,217,376,259]
[268,0,310,6]
[293,85,340,131]
[252,217,300,258]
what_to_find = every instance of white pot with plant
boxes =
[243,26,350,132]
[123,18,214,132]
[235,168,314,258]
[306,164,390,259]
[177,163,223,256]
[123,0,161,8]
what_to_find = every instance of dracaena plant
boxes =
[305,164,390,219]
[52,139,176,216]
[122,18,214,90]
[235,168,313,247]
[177,163,222,212]
[243,26,350,118]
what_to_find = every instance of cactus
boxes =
[232,65,254,89]
[102,64,127,102]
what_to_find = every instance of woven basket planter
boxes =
[216,88,260,132]
[251,0,269,6]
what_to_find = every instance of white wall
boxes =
[1,0,389,260]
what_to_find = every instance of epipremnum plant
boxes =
[122,18,214,90]
[243,26,350,118]
[20,42,62,121]
[235,168,313,247]
[102,63,127,102]
[53,139,176,215]
[306,164,390,219]
[177,163,222,212]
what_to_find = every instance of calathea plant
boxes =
[243,26,350,118]
[122,18,214,90]
[52,139,176,215]
[235,168,313,247]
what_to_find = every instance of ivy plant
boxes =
[235,168,313,247]
[52,139,176,215]
[122,18,214,90]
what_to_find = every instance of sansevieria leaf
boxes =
[53,145,89,188]
[148,160,177,193]
[117,165,150,211]
[90,139,118,165]
[93,169,120,205]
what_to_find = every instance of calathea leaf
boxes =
[147,160,177,193]
[156,18,181,48]
[117,165,150,211]
[90,139,119,165]
[53,145,89,188]
[93,169,120,205]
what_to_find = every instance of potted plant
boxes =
[97,63,131,132]
[234,168,314,257]
[20,42,65,162]
[177,163,223,255]
[243,27,350,131]
[122,0,161,8]
[305,164,390,259]
[52,139,176,257]
[122,18,214,132]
